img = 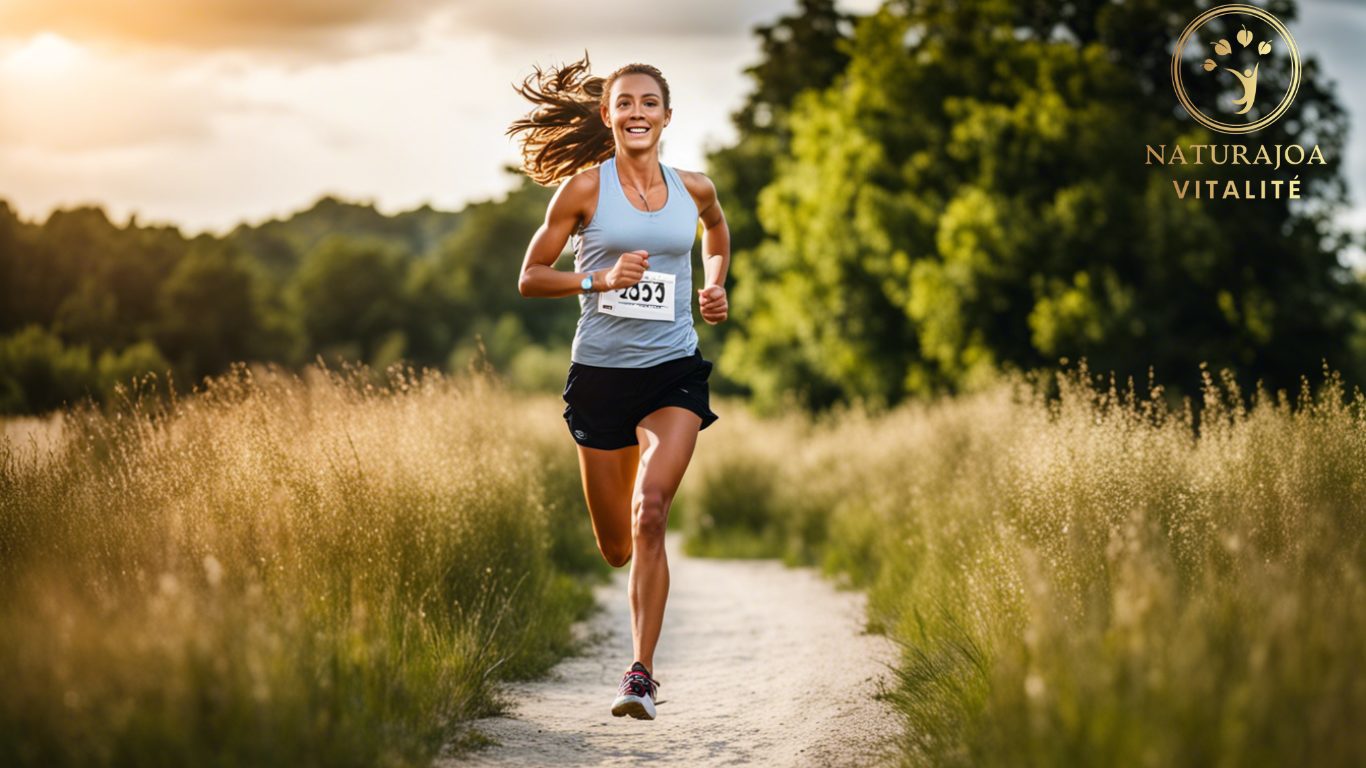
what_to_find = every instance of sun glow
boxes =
[4,32,85,74]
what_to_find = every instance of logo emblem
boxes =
[574,429,587,440]
[1171,4,1300,134]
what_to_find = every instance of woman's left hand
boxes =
[698,285,728,325]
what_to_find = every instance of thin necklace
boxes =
[625,162,657,212]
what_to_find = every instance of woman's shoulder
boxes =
[552,165,603,220]
[560,164,602,197]
[669,166,712,190]
[670,167,718,213]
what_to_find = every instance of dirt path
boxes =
[439,531,903,767]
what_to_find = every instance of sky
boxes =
[0,0,1363,242]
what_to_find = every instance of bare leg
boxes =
[575,443,640,567]
[629,406,702,674]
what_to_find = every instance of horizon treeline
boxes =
[0,185,584,414]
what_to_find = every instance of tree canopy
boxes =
[717,0,1363,409]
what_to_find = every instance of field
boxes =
[0,362,606,767]
[3,359,1364,766]
[679,364,1366,767]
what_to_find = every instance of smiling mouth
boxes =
[625,126,650,134]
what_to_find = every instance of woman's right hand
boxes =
[605,250,649,291]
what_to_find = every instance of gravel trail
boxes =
[439,531,903,767]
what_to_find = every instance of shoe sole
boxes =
[611,694,656,720]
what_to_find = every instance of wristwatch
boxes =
[580,273,595,293]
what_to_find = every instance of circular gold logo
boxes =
[1171,4,1300,135]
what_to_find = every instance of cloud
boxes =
[447,0,799,40]
[0,0,450,57]
[0,42,281,152]
[0,0,838,55]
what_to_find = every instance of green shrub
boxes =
[95,340,171,400]
[0,325,94,414]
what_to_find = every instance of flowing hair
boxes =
[507,53,671,186]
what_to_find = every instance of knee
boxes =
[599,541,633,568]
[632,489,670,545]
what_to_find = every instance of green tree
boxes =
[0,325,94,414]
[435,176,564,341]
[1,206,187,354]
[96,340,172,399]
[723,0,1362,409]
[156,239,269,381]
[0,202,25,334]
[701,0,857,369]
[290,235,408,364]
[706,0,856,256]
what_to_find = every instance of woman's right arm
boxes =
[518,174,601,298]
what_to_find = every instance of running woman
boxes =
[507,54,730,721]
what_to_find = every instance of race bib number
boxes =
[597,270,675,322]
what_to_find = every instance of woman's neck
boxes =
[615,148,661,187]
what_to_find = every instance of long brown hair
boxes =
[507,53,672,186]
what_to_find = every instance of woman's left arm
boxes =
[688,172,730,325]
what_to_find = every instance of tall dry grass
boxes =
[0,361,605,767]
[680,364,1366,766]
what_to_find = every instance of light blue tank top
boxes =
[570,155,699,368]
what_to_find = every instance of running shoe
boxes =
[610,661,660,720]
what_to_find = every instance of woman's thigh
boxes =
[632,406,703,511]
[576,443,640,550]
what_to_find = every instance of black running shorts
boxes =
[561,347,719,450]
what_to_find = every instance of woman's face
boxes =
[602,73,670,152]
